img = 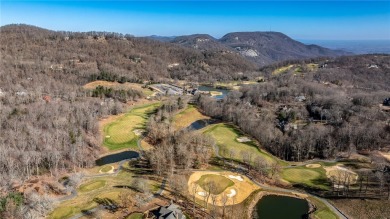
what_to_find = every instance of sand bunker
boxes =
[105,135,111,138]
[133,129,145,136]
[306,164,321,168]
[380,152,390,162]
[210,91,223,97]
[226,189,237,198]
[197,191,206,197]
[333,184,345,189]
[325,165,358,184]
[237,136,251,143]
[229,175,244,181]
[335,166,356,174]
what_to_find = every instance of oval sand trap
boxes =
[306,164,321,168]
[197,191,206,197]
[237,136,251,143]
[229,175,244,181]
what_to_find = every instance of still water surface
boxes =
[254,195,309,219]
[95,151,139,166]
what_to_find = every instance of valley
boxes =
[0,24,389,219]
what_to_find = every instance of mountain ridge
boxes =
[0,24,258,82]
[167,31,351,66]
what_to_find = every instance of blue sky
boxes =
[1,1,389,40]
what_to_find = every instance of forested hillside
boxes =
[0,24,258,82]
[197,55,390,161]
[0,24,256,196]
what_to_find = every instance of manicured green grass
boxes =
[50,206,73,219]
[78,180,106,193]
[197,174,234,194]
[126,213,144,219]
[100,165,113,173]
[315,209,337,219]
[281,167,330,190]
[103,103,159,151]
[50,202,97,219]
[308,196,339,219]
[204,123,285,166]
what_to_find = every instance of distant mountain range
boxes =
[0,24,352,83]
[300,39,390,54]
[148,32,351,66]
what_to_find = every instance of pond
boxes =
[95,151,139,166]
[253,195,309,219]
[187,119,218,130]
[197,85,230,99]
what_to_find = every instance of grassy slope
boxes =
[204,123,333,190]
[281,166,330,190]
[307,196,338,219]
[172,104,209,130]
[204,123,285,166]
[103,103,159,151]
[78,180,106,193]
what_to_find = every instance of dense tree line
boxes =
[89,71,144,84]
[90,85,144,102]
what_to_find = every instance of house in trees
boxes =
[384,98,390,106]
[295,95,306,102]
[368,64,379,69]
[150,203,186,219]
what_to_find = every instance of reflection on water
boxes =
[197,86,230,99]
[253,195,309,219]
[95,151,139,166]
[187,119,217,130]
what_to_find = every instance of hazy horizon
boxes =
[1,1,390,41]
